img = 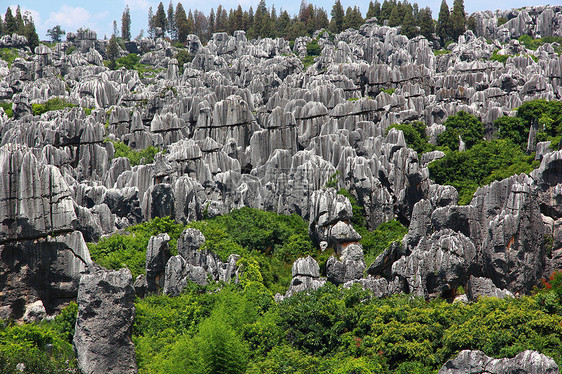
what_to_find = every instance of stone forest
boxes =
[0,0,562,373]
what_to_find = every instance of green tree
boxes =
[495,116,528,149]
[121,5,131,41]
[15,6,24,35]
[436,0,450,42]
[401,5,419,38]
[23,15,39,49]
[276,10,291,38]
[208,8,215,38]
[47,25,65,42]
[154,2,167,33]
[175,3,189,43]
[4,7,17,35]
[330,0,345,33]
[198,312,249,374]
[148,6,155,38]
[388,4,401,27]
[418,7,434,39]
[438,111,484,150]
[449,0,466,40]
[167,1,176,39]
[366,1,376,19]
[106,34,119,69]
[380,0,395,21]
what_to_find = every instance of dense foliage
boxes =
[31,98,77,116]
[134,281,562,373]
[1,6,39,49]
[0,303,78,373]
[429,139,538,204]
[109,140,162,166]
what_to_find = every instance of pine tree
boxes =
[167,1,176,39]
[234,5,244,31]
[0,14,4,36]
[106,34,119,69]
[208,9,215,37]
[450,0,466,40]
[23,14,39,49]
[315,7,329,30]
[380,0,395,21]
[154,2,167,33]
[373,0,381,21]
[4,7,17,35]
[366,1,376,19]
[418,7,434,40]
[122,5,131,41]
[113,20,118,37]
[15,6,24,35]
[467,14,477,33]
[276,10,291,38]
[175,3,189,42]
[388,4,401,27]
[436,0,450,42]
[148,7,155,38]
[401,5,418,38]
[330,0,345,33]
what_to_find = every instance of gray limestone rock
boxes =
[146,233,171,293]
[466,276,514,301]
[73,268,137,374]
[438,350,559,374]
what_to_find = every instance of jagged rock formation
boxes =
[1,4,562,370]
[439,350,559,374]
[73,267,137,374]
[163,228,240,296]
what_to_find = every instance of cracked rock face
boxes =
[438,349,559,374]
[73,267,137,374]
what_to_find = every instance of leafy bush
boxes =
[429,139,539,204]
[517,99,562,143]
[175,49,192,73]
[381,87,395,95]
[494,115,528,149]
[490,49,509,63]
[0,320,77,373]
[389,121,434,155]
[109,140,161,166]
[360,220,408,266]
[438,111,484,151]
[32,98,76,116]
[0,48,20,67]
[116,53,141,69]
[0,101,13,117]
[301,55,316,69]
[88,216,185,278]
[306,39,322,56]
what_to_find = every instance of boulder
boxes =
[74,268,137,374]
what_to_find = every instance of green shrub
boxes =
[381,87,395,95]
[429,139,539,204]
[359,220,408,266]
[490,49,509,63]
[32,98,76,116]
[109,140,161,166]
[494,116,528,149]
[175,49,192,73]
[0,320,77,373]
[0,101,13,117]
[88,216,185,278]
[438,111,485,151]
[306,39,322,56]
[389,121,434,155]
[0,48,20,67]
[116,53,141,70]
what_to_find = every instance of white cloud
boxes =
[46,5,94,30]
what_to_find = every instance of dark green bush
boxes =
[116,53,141,69]
[306,39,322,56]
[32,98,76,116]
[490,49,509,63]
[0,101,13,117]
[389,121,434,155]
[438,111,484,151]
[429,138,539,204]
[109,140,161,166]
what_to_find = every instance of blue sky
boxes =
[3,0,556,41]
